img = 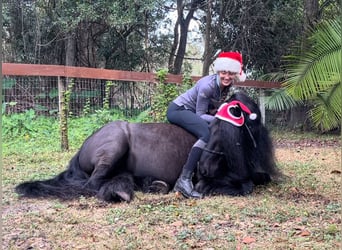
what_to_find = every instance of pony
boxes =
[15,92,281,202]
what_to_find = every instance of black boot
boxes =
[174,169,203,199]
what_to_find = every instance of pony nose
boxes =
[199,164,211,177]
[199,164,208,177]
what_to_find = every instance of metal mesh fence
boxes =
[2,75,155,118]
[2,75,288,128]
[3,76,58,115]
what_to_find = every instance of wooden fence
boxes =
[2,63,281,120]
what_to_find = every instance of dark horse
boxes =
[15,92,281,202]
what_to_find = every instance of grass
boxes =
[2,129,341,249]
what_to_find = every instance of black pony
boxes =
[15,92,281,202]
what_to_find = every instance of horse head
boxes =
[198,92,262,179]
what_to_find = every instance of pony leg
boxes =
[84,162,133,202]
[84,164,115,190]
[97,173,134,202]
[83,154,127,191]
[81,129,130,191]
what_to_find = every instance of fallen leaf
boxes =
[171,221,183,227]
[186,200,197,206]
[242,236,256,244]
[174,192,183,199]
[299,230,310,236]
[331,170,341,174]
[215,220,229,225]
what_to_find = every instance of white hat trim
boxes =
[214,57,241,73]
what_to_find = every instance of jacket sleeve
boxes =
[196,81,215,123]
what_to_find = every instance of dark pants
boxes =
[167,102,210,172]
[166,102,210,143]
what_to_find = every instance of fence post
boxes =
[258,89,266,125]
[58,76,69,151]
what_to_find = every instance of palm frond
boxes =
[259,72,287,82]
[283,19,341,100]
[276,19,341,131]
[310,85,342,131]
[265,88,301,111]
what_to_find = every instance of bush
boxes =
[150,69,194,122]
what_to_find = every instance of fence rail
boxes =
[2,63,281,88]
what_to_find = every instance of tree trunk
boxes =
[173,18,189,74]
[202,0,213,76]
[168,18,179,73]
[144,10,151,72]
[60,32,76,151]
[303,0,319,30]
[288,106,310,131]
[77,22,97,67]
[65,32,76,66]
[169,0,202,75]
[58,77,69,151]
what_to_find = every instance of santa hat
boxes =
[215,100,257,126]
[213,51,246,82]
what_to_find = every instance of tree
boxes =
[2,0,170,71]
[285,20,341,131]
[201,0,214,76]
[265,0,341,132]
[267,19,341,132]
[196,0,305,77]
[168,0,204,74]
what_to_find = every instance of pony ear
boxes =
[207,98,222,115]
[210,98,223,109]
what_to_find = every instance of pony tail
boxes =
[15,153,95,200]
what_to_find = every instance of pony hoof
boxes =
[150,180,170,194]
[115,191,131,202]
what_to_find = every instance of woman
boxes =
[166,51,246,198]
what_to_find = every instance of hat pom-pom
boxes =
[249,113,257,120]
[237,72,246,82]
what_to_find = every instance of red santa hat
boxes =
[213,51,246,82]
[215,100,257,126]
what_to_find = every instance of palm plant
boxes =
[265,19,341,132]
